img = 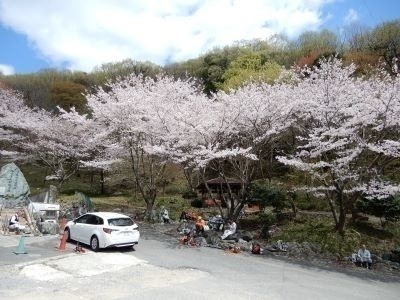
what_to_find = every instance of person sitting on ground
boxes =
[160,206,170,224]
[9,212,26,234]
[208,214,224,231]
[195,216,206,234]
[251,243,261,254]
[181,211,197,221]
[180,227,195,245]
[357,244,372,269]
[179,211,189,222]
[221,219,237,240]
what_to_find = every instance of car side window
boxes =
[86,215,98,225]
[96,216,104,225]
[76,214,89,224]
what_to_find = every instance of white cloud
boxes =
[344,8,359,24]
[0,64,15,75]
[0,0,333,72]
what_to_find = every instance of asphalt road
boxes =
[0,227,399,300]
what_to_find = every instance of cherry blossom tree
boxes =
[0,89,99,187]
[55,107,118,191]
[277,58,400,233]
[150,79,295,220]
[4,58,398,231]
[0,90,28,161]
[85,74,207,220]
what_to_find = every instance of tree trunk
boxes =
[199,169,224,216]
[231,202,245,221]
[327,197,339,228]
[144,196,156,222]
[335,192,346,234]
[289,192,297,216]
[183,167,195,192]
[100,169,105,195]
[336,209,346,234]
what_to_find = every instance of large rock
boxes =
[38,222,59,235]
[205,231,221,246]
[220,240,236,250]
[0,163,30,208]
[382,249,400,263]
[224,233,239,242]
[193,237,207,246]
[237,240,252,252]
[238,231,253,241]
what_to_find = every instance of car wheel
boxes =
[64,228,71,242]
[90,235,100,252]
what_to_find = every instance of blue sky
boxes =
[0,0,399,75]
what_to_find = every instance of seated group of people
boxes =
[194,215,237,240]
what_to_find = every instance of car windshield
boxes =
[108,217,134,226]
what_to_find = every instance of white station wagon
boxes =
[64,212,140,251]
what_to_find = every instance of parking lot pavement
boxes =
[0,234,74,266]
[1,231,400,300]
[18,251,147,281]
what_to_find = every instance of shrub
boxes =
[258,211,277,238]
[295,192,330,211]
[164,184,184,195]
[248,182,288,213]
[190,198,203,208]
[272,216,362,258]
[258,211,277,227]
[356,194,400,225]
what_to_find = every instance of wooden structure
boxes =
[197,177,242,207]
[197,177,242,194]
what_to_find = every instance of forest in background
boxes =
[1,19,399,113]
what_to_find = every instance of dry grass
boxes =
[59,194,141,211]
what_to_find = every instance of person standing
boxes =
[357,244,372,269]
[78,204,87,216]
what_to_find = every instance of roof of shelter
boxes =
[197,177,242,190]
[204,177,241,185]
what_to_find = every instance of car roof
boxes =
[86,212,131,219]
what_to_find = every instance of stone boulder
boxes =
[38,222,59,235]
[238,230,253,242]
[193,237,208,247]
[205,231,221,247]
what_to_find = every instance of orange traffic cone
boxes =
[59,218,67,235]
[57,231,67,251]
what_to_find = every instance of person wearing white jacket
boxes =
[357,244,372,269]
[160,206,170,224]
[221,219,237,240]
[9,212,25,234]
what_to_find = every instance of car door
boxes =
[72,214,90,243]
[82,214,102,245]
